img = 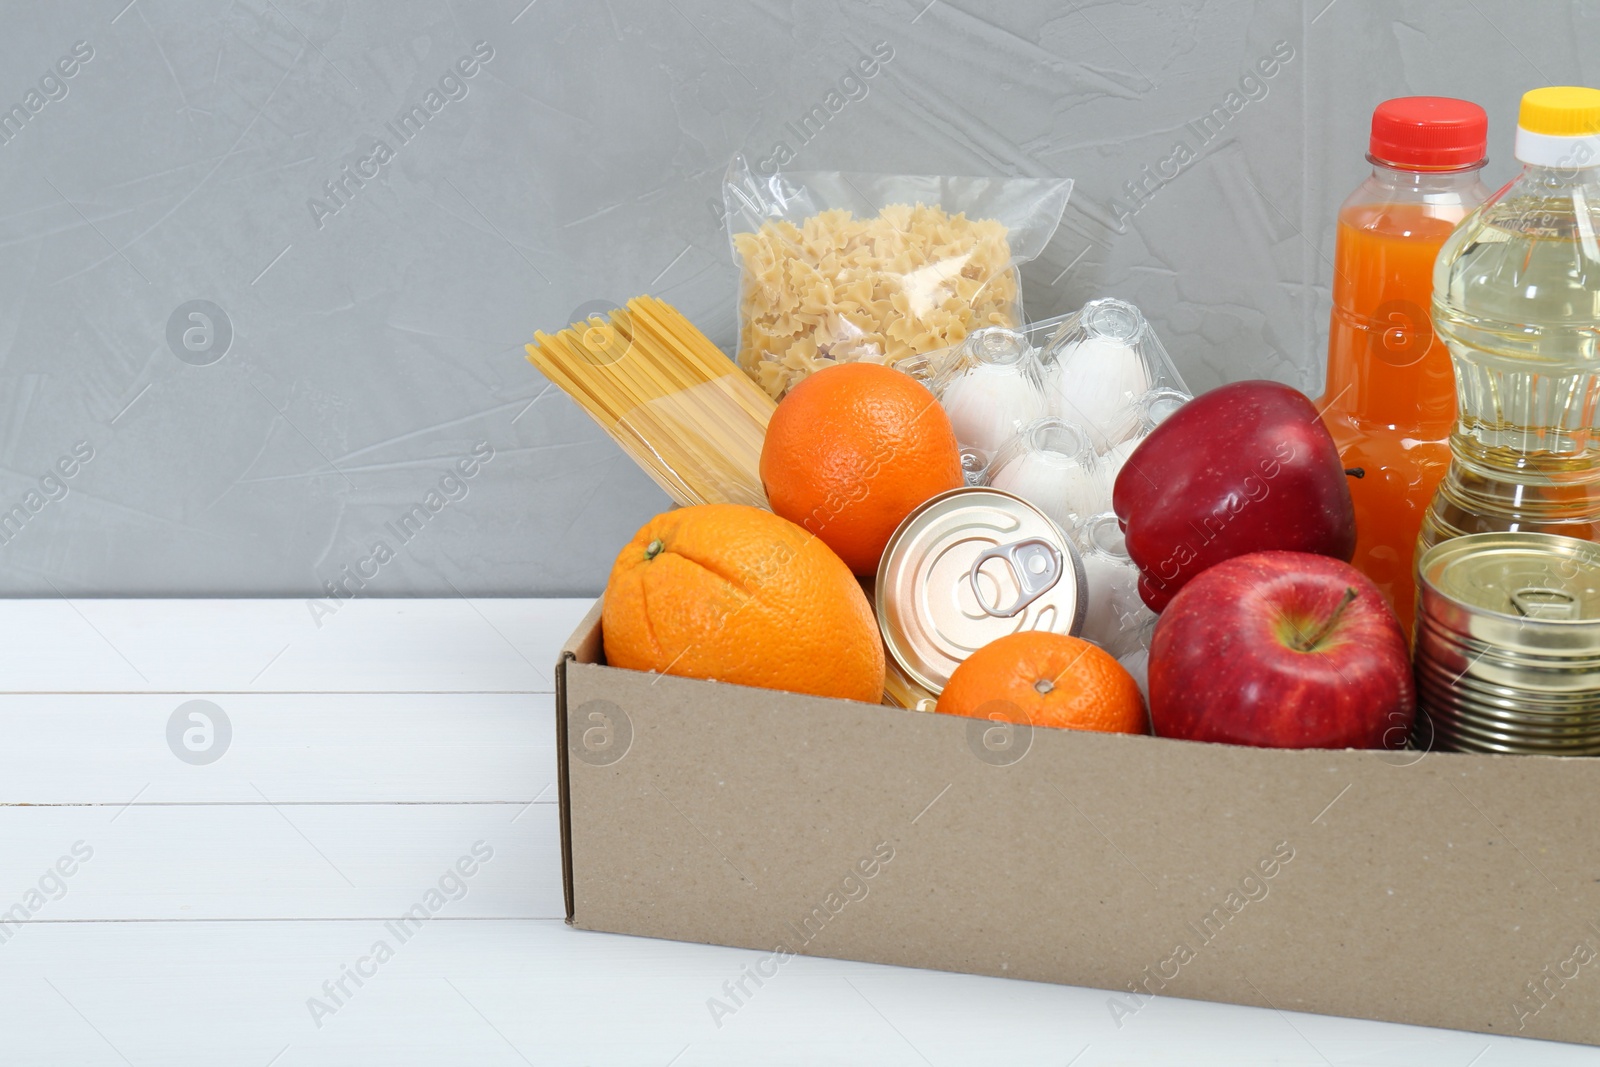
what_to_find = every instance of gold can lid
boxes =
[1419,532,1600,623]
[875,487,1086,694]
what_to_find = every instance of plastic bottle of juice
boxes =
[1421,87,1600,551]
[1317,97,1489,634]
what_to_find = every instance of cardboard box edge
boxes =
[556,596,604,925]
[557,597,1600,1044]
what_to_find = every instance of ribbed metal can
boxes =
[1413,532,1600,754]
[876,487,1086,695]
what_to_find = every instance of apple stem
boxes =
[1345,467,1365,478]
[1294,587,1358,652]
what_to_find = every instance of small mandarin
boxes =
[935,631,1147,735]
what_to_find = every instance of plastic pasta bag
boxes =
[723,155,1072,400]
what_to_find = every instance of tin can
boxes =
[1414,532,1600,754]
[882,656,941,713]
[855,578,941,712]
[875,487,1087,695]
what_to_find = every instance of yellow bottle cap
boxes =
[1518,87,1600,137]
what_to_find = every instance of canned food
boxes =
[855,578,941,712]
[882,656,940,712]
[1414,531,1600,754]
[876,487,1087,694]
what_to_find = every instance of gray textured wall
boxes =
[0,0,1584,597]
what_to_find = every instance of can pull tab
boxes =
[970,537,1063,618]
[1511,585,1579,620]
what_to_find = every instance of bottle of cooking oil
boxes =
[1421,87,1600,549]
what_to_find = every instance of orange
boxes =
[935,631,1147,735]
[602,503,885,703]
[760,362,964,576]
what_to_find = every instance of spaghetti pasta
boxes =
[525,297,774,508]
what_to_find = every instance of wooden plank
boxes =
[0,803,563,921]
[0,599,1587,1063]
[0,694,556,804]
[1,920,1585,1067]
[0,598,593,694]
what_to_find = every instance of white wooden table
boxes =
[2,598,1591,1065]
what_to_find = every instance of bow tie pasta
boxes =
[733,205,1018,400]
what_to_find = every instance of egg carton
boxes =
[895,299,1192,520]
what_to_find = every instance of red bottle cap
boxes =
[1369,97,1488,170]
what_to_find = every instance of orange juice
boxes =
[1315,98,1488,634]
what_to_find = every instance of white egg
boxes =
[941,362,1048,456]
[990,449,1105,535]
[1080,553,1134,654]
[1046,336,1151,452]
[1074,515,1148,659]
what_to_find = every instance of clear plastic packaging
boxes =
[1117,613,1158,704]
[1102,385,1194,484]
[1039,299,1188,454]
[1322,97,1489,633]
[1421,87,1600,548]
[900,302,1190,521]
[895,326,1049,477]
[722,155,1072,399]
[959,446,992,487]
[1135,385,1191,432]
[936,329,1049,458]
[988,418,1106,535]
[1074,512,1154,660]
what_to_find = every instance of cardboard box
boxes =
[557,599,1600,1044]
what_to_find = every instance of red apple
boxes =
[1149,551,1413,749]
[1113,380,1356,612]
